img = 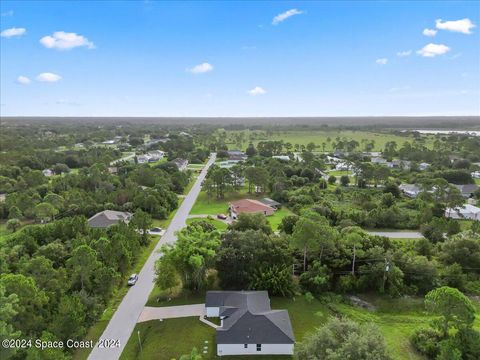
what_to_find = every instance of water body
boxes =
[405,130,480,136]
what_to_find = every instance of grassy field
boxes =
[120,291,464,360]
[475,178,480,185]
[221,129,430,152]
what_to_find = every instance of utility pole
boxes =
[137,330,142,353]
[351,244,356,276]
[382,258,390,293]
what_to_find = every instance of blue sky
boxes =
[1,0,479,117]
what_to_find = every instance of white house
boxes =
[472,171,480,179]
[147,150,165,161]
[399,184,422,198]
[137,155,150,164]
[419,162,430,171]
[172,158,189,171]
[272,155,290,161]
[335,161,351,171]
[42,169,54,177]
[205,291,295,356]
[445,204,480,220]
[371,157,387,165]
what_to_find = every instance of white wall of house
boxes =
[206,307,220,317]
[445,209,479,220]
[217,343,294,356]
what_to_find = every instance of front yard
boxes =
[118,289,466,360]
[189,188,292,231]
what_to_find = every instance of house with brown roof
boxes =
[229,199,275,219]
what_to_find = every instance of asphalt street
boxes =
[88,153,216,360]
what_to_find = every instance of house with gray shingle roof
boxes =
[205,291,295,356]
[452,184,479,199]
[87,210,132,229]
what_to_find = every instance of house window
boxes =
[256,344,262,351]
[244,344,248,349]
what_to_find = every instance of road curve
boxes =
[88,153,216,360]
[367,231,423,239]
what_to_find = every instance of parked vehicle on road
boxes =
[127,274,138,286]
[217,214,227,220]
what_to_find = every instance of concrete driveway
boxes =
[138,304,205,323]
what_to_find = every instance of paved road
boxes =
[88,153,216,360]
[367,231,423,239]
[138,304,205,323]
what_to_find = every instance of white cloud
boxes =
[423,28,437,37]
[397,50,412,57]
[376,58,388,65]
[187,62,213,74]
[247,86,267,96]
[272,9,303,25]
[40,31,95,50]
[1,27,26,38]
[36,72,62,82]
[436,18,476,34]
[16,76,31,85]
[417,43,450,57]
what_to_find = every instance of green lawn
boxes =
[181,174,198,196]
[188,163,205,169]
[327,170,352,177]
[268,207,293,230]
[147,158,167,167]
[190,190,252,215]
[186,218,229,231]
[146,288,206,307]
[190,191,292,231]
[120,317,216,360]
[121,290,445,360]
[457,219,474,231]
[475,178,480,185]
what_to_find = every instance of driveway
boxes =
[88,153,216,360]
[138,304,205,322]
[188,214,233,224]
[367,231,423,239]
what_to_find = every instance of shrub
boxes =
[410,327,442,358]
